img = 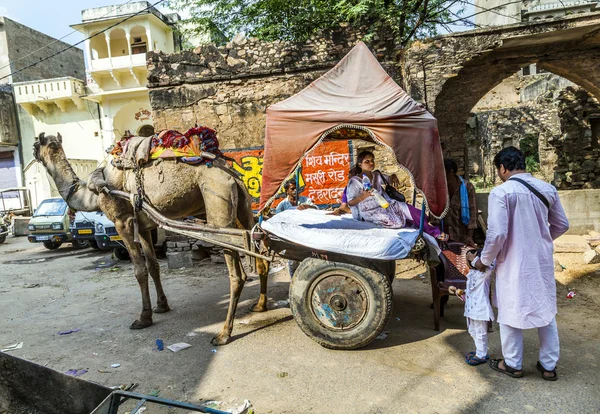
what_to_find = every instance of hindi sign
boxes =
[225,140,352,211]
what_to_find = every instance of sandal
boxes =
[465,354,489,366]
[537,361,558,381]
[489,358,524,378]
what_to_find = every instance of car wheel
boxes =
[113,247,130,261]
[0,234,6,244]
[72,239,90,249]
[43,241,62,250]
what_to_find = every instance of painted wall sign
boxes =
[225,140,352,211]
[134,109,152,122]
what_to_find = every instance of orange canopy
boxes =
[259,41,448,218]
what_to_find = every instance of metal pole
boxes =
[419,204,426,237]
[295,167,300,204]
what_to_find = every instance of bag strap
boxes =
[376,170,390,186]
[509,177,550,209]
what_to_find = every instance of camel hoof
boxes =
[154,304,171,314]
[130,319,153,329]
[211,334,231,346]
[251,303,267,313]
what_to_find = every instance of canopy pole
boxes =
[418,204,426,237]
[295,168,300,205]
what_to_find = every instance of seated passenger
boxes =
[346,151,448,241]
[276,180,316,214]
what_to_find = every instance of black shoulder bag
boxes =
[509,177,549,209]
[378,171,406,203]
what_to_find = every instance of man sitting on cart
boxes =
[276,180,317,214]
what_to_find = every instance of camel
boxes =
[33,132,270,345]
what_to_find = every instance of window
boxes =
[522,65,531,76]
[138,125,155,137]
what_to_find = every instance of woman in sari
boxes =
[346,151,448,241]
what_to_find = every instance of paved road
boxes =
[1,235,599,413]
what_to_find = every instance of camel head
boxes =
[34,132,63,166]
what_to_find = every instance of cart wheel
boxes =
[289,258,393,350]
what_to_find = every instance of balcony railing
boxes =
[528,0,596,12]
[14,78,85,104]
[89,53,147,72]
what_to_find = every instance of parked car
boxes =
[27,198,89,250]
[94,214,166,260]
[0,220,8,244]
[70,212,102,249]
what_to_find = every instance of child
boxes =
[452,249,495,365]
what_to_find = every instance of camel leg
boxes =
[139,230,170,313]
[251,258,269,312]
[211,249,246,346]
[116,219,153,329]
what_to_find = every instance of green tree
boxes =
[167,0,466,47]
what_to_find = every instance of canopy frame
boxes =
[260,123,450,220]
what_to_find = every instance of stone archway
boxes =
[402,12,600,173]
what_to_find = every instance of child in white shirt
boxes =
[452,250,495,365]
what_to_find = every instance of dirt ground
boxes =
[1,235,599,414]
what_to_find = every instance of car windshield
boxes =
[34,199,67,217]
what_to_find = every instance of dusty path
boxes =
[1,236,599,413]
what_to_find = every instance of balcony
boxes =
[14,77,85,115]
[89,53,147,72]
[88,53,148,89]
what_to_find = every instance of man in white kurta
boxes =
[474,146,569,380]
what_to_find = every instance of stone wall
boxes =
[467,85,600,190]
[401,12,600,171]
[147,30,396,151]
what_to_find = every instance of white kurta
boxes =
[464,265,495,322]
[480,173,569,329]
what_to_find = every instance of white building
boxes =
[13,77,105,208]
[10,2,180,208]
[71,1,180,142]
[475,0,598,27]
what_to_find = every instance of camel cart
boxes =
[108,42,449,351]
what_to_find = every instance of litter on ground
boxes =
[1,342,23,352]
[64,369,87,377]
[57,328,80,335]
[167,342,192,352]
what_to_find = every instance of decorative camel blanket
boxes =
[111,126,223,169]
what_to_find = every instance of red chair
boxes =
[430,242,470,331]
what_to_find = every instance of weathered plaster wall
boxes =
[0,89,18,145]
